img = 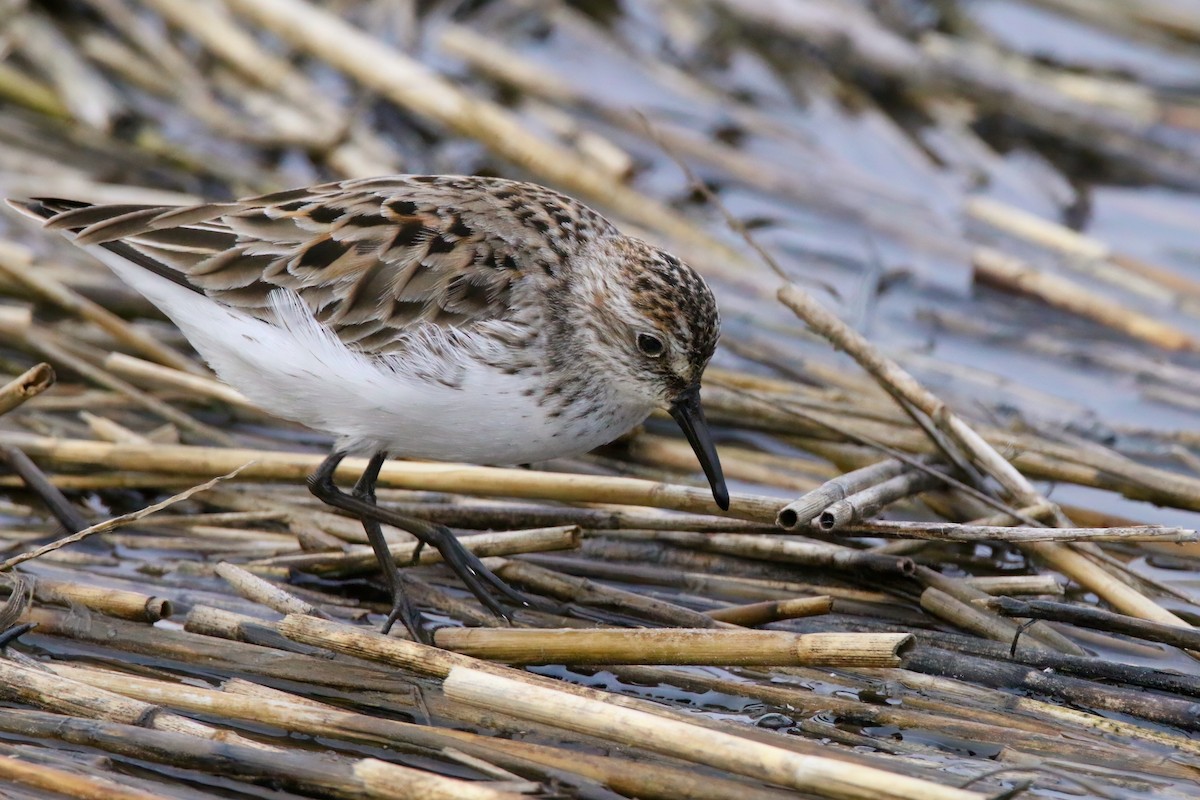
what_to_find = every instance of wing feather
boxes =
[19,176,617,356]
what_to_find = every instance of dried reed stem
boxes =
[973,246,1199,351]
[0,362,54,417]
[433,628,909,667]
[214,561,319,616]
[776,455,914,528]
[442,668,986,800]
[840,519,1198,542]
[0,433,783,520]
[23,576,171,622]
[706,595,833,625]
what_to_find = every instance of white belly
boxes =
[90,249,652,463]
[328,364,650,462]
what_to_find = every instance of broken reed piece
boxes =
[965,575,1063,596]
[627,530,916,577]
[921,587,1055,653]
[0,750,168,800]
[973,247,1200,351]
[705,595,833,626]
[0,305,32,339]
[987,596,1200,652]
[517,552,865,606]
[431,628,907,667]
[968,196,1200,308]
[80,410,155,445]
[816,469,946,530]
[9,575,172,622]
[213,561,321,617]
[836,519,1199,543]
[0,656,273,748]
[776,454,930,529]
[903,646,1200,733]
[0,362,54,417]
[917,627,1200,699]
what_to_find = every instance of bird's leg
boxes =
[352,451,424,639]
[309,451,422,639]
[307,451,533,628]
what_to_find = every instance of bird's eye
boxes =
[637,333,665,357]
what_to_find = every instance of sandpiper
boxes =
[8,175,727,639]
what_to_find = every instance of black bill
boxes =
[669,384,729,511]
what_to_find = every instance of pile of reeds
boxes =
[1,2,1200,799]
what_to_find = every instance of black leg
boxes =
[351,451,425,639]
[307,451,533,629]
[0,622,36,649]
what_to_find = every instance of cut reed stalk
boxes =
[705,595,833,625]
[965,575,1062,595]
[213,561,320,616]
[0,362,54,417]
[817,469,946,530]
[776,455,916,528]
[23,576,171,622]
[433,628,910,667]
